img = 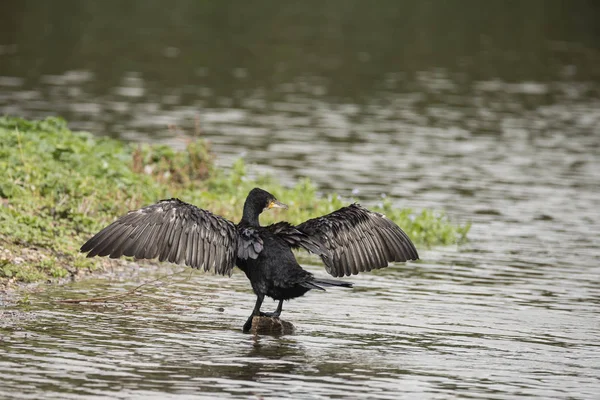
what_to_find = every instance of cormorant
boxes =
[80,188,419,331]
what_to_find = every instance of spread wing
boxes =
[80,198,238,275]
[296,204,419,277]
[265,221,331,257]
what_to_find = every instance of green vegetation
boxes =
[0,116,469,285]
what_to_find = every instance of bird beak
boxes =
[268,200,288,210]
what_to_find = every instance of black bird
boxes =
[80,188,419,331]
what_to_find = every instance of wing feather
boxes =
[143,223,162,260]
[297,204,419,277]
[123,225,149,258]
[98,224,132,258]
[130,223,153,258]
[107,225,136,259]
[191,227,201,268]
[342,246,354,276]
[205,238,215,272]
[80,198,238,275]
[165,217,182,263]
[361,232,378,271]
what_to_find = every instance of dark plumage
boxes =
[80,187,419,331]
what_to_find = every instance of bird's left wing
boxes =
[80,198,238,275]
[296,204,419,277]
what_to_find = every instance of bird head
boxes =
[242,188,288,226]
[248,188,288,212]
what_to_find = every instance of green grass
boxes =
[0,116,469,285]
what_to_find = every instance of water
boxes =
[1,1,600,399]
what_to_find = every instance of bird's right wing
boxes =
[80,198,238,276]
[297,204,419,277]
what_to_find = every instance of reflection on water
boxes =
[1,1,600,399]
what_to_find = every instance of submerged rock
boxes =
[251,316,295,335]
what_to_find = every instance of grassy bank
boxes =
[0,117,469,286]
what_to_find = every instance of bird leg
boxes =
[243,294,264,332]
[261,299,283,318]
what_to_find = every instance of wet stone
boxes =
[251,316,295,335]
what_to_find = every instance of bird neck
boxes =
[241,202,262,227]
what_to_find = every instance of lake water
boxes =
[1,1,599,399]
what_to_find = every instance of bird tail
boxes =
[301,277,353,291]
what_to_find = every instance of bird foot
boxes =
[243,315,254,333]
[243,312,277,332]
[259,311,281,318]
